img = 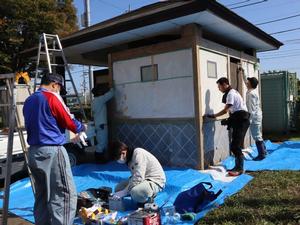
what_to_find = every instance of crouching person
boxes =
[110,141,166,204]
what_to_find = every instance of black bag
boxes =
[173,182,222,214]
[77,186,112,212]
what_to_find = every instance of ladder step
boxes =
[40,51,53,55]
[0,86,7,91]
[0,104,10,107]
[16,102,25,105]
[50,64,65,67]
[48,49,62,52]
[45,34,58,38]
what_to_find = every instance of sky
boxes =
[72,0,300,85]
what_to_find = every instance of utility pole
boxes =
[81,72,88,105]
[84,0,93,106]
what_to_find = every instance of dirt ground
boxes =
[0,212,33,225]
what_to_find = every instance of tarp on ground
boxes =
[1,140,300,224]
[0,162,252,224]
[222,140,300,171]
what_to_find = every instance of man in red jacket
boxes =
[23,74,85,225]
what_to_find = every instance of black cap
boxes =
[48,74,65,87]
[247,77,259,89]
[40,74,66,94]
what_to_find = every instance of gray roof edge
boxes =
[21,0,283,57]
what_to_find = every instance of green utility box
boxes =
[261,71,298,134]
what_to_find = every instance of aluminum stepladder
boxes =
[0,74,35,225]
[34,33,87,121]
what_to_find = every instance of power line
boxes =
[261,67,300,72]
[226,0,250,7]
[261,52,300,58]
[255,13,300,26]
[285,43,300,46]
[260,53,300,59]
[260,49,300,55]
[230,0,267,9]
[283,38,300,43]
[269,27,300,35]
[259,48,300,55]
[260,52,300,58]
[283,42,300,46]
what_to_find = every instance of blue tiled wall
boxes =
[114,120,199,168]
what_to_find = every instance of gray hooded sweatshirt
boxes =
[127,148,166,191]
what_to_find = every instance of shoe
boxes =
[227,156,241,172]
[227,155,244,176]
[253,141,267,161]
[253,155,266,161]
[228,170,244,176]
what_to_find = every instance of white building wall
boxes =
[113,49,195,118]
[199,49,230,164]
[199,49,228,115]
[199,47,259,164]
[241,61,259,97]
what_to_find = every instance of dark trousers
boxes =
[229,111,250,158]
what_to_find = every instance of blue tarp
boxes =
[222,140,300,171]
[1,163,252,225]
[1,141,299,224]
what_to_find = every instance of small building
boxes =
[22,0,282,169]
[261,71,298,133]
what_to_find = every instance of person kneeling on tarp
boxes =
[110,141,166,204]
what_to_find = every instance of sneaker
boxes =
[228,170,244,176]
[253,155,266,161]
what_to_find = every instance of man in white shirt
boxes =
[89,85,114,162]
[206,77,250,176]
[110,141,166,204]
[240,68,267,160]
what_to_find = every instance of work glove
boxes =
[112,189,128,200]
[71,132,88,148]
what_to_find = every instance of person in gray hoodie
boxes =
[110,141,166,204]
[239,67,267,160]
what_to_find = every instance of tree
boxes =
[0,0,78,74]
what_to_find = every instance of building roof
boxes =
[22,0,283,65]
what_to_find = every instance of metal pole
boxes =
[89,66,93,104]
[2,79,16,225]
[84,0,94,108]
[84,0,90,27]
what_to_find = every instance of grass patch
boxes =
[264,131,300,142]
[197,171,300,225]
